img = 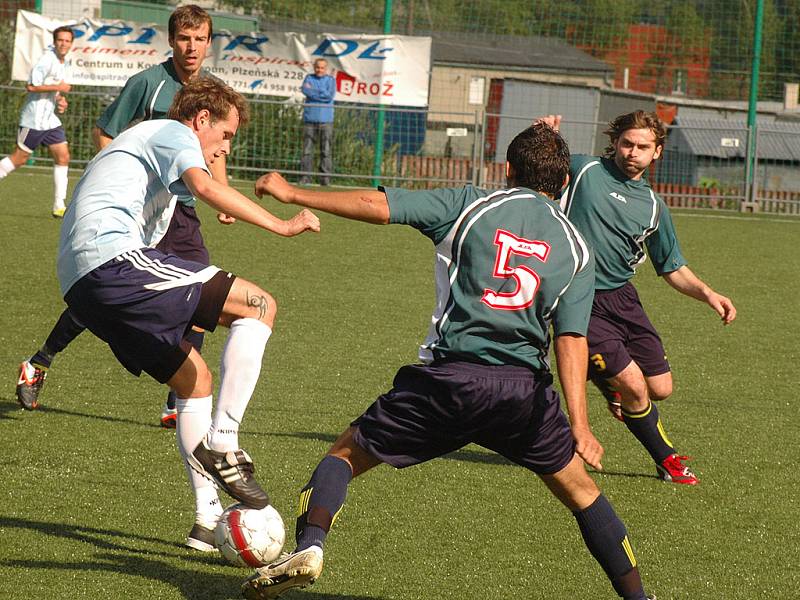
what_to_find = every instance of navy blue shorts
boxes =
[64,248,235,383]
[352,360,576,475]
[156,202,209,265]
[17,126,67,152]
[587,282,670,380]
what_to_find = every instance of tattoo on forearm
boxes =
[246,291,269,320]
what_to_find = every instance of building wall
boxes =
[428,64,607,125]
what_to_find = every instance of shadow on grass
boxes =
[0,399,23,420]
[0,516,390,599]
[268,431,663,479]
[269,431,515,467]
[0,399,158,428]
[594,469,661,481]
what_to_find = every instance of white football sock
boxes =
[0,157,16,179]
[209,318,272,452]
[176,395,222,525]
[53,164,68,210]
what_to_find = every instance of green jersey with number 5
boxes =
[385,185,595,372]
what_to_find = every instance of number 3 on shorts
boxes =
[481,229,550,311]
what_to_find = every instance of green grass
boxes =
[1,168,799,599]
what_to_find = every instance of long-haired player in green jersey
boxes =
[241,123,655,600]
[543,111,736,485]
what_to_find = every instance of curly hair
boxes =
[603,110,666,158]
[506,122,570,196]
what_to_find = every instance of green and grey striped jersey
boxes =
[560,155,686,291]
[386,185,595,372]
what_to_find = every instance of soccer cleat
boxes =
[241,546,324,599]
[190,438,270,509]
[160,405,177,428]
[16,361,47,410]
[52,207,66,218]
[186,522,217,552]
[656,454,698,485]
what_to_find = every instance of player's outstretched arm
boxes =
[182,167,320,236]
[662,265,737,325]
[255,171,390,225]
[554,333,603,471]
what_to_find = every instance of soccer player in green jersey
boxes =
[241,123,654,600]
[544,111,736,485]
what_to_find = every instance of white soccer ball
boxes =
[214,503,286,567]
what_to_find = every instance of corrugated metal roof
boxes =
[670,117,800,161]
[431,33,612,74]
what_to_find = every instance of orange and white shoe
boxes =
[160,405,177,428]
[16,360,47,410]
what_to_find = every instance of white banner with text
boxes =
[12,10,432,107]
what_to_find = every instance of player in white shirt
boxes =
[0,25,73,217]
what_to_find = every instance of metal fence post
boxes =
[371,0,392,187]
[477,111,488,188]
[746,0,764,204]
[470,108,480,186]
[750,126,760,209]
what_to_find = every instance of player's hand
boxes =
[708,292,737,325]
[55,95,68,114]
[217,212,236,225]
[283,208,320,236]
[57,81,71,93]
[572,426,604,471]
[534,114,562,132]
[255,172,295,204]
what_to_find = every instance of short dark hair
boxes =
[168,4,213,40]
[506,122,570,196]
[52,25,74,42]
[604,110,667,157]
[167,78,250,128]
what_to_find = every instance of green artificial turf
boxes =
[0,169,798,599]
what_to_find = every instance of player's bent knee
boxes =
[540,455,601,511]
[168,351,213,398]
[646,373,673,401]
[246,286,277,325]
[649,388,672,402]
[223,279,278,326]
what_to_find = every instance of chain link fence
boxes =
[2,1,800,215]
[2,82,799,215]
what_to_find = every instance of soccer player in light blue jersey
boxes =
[0,25,73,217]
[57,78,320,548]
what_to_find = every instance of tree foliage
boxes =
[220,0,800,102]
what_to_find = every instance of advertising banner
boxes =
[12,10,432,107]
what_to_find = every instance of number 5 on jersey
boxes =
[481,229,550,310]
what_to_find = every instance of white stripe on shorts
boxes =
[16,128,33,153]
[119,249,220,291]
